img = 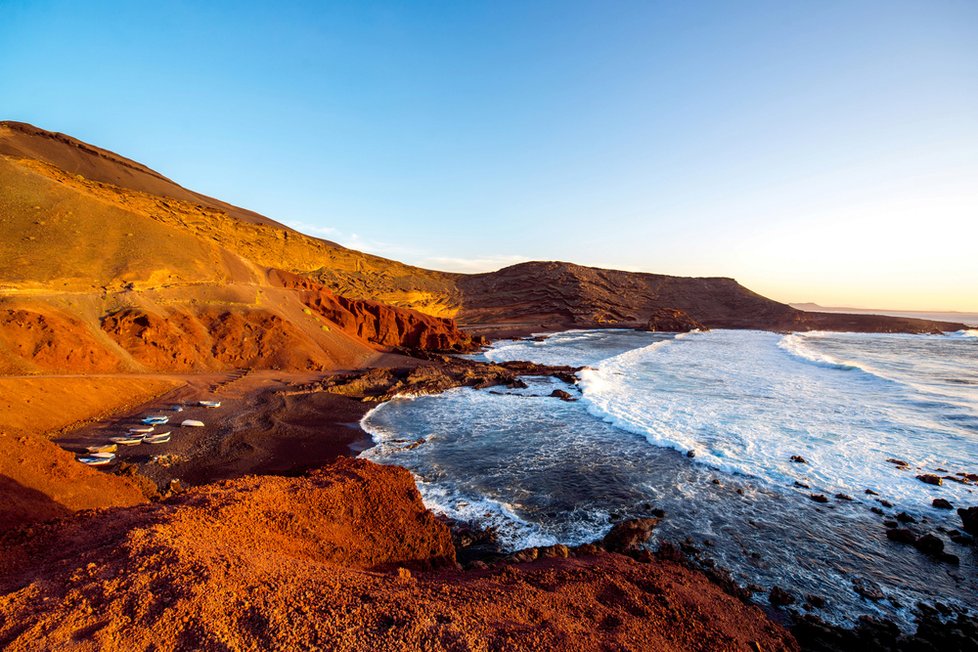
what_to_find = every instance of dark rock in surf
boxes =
[932,498,953,510]
[958,506,978,536]
[851,578,885,601]
[895,512,916,524]
[601,518,660,554]
[805,594,826,609]
[913,533,944,556]
[548,389,576,401]
[794,481,810,489]
[864,489,879,496]
[916,474,943,486]
[686,450,696,458]
[790,455,807,464]
[769,586,795,607]
[835,493,853,501]
[809,494,829,503]
[886,458,910,468]
[886,529,917,544]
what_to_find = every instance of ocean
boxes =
[360,328,978,629]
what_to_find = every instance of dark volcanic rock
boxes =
[886,529,917,545]
[886,458,910,468]
[549,389,576,402]
[790,455,807,464]
[916,474,943,486]
[958,506,978,537]
[932,498,954,510]
[645,307,707,332]
[895,512,916,524]
[769,586,795,607]
[809,494,829,503]
[834,493,853,501]
[601,518,660,554]
[913,533,944,556]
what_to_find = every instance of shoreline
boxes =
[4,343,976,649]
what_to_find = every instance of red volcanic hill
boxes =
[0,120,965,376]
[0,121,478,374]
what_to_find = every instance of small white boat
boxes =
[142,416,169,425]
[86,443,118,453]
[144,431,172,444]
[129,426,155,434]
[181,419,205,427]
[78,451,116,465]
[171,405,185,412]
[198,400,222,408]
[77,455,115,466]
[110,436,143,446]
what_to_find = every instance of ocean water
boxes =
[361,328,978,628]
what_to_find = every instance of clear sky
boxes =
[2,1,976,311]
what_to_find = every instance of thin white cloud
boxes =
[419,254,532,274]
[285,220,337,237]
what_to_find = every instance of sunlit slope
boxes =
[0,122,459,316]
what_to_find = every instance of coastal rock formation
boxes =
[959,506,978,537]
[0,458,797,651]
[645,307,707,332]
[269,270,476,352]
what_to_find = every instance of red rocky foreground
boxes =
[0,458,796,651]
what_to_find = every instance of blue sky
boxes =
[2,1,976,310]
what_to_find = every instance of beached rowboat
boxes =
[142,416,169,425]
[110,436,144,446]
[144,432,171,444]
[129,426,155,434]
[181,419,205,427]
[198,400,221,408]
[77,451,116,465]
[77,455,115,466]
[85,443,118,453]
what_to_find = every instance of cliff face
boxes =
[269,270,479,352]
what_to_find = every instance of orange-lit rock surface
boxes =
[0,458,797,651]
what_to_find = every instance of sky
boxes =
[1,1,976,311]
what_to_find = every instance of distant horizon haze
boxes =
[1,1,975,311]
